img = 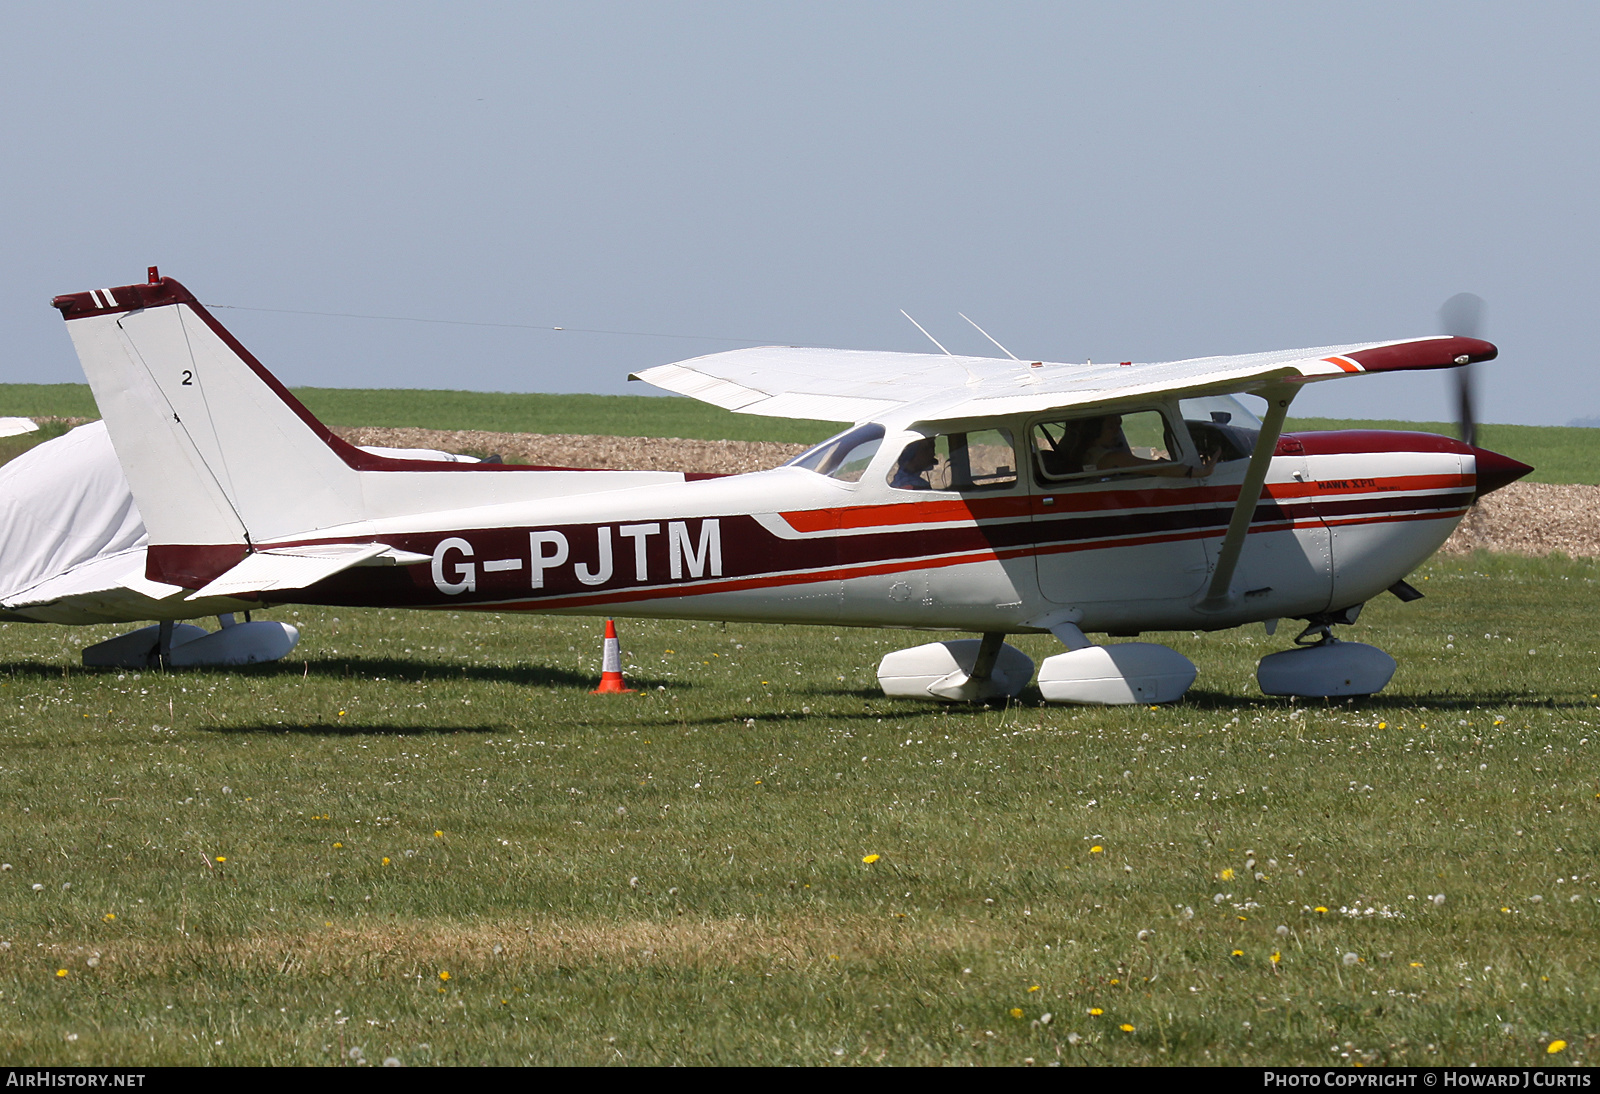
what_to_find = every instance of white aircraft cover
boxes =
[0,422,476,624]
[0,421,165,622]
[632,337,1482,424]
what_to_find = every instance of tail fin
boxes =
[55,277,366,586]
[56,274,689,591]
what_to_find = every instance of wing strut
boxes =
[1197,384,1298,612]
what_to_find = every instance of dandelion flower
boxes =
[1231,949,1244,957]
[1120,1024,1135,1032]
[103,913,115,921]
[382,857,390,866]
[1410,962,1424,968]
[333,842,342,849]
[215,856,225,863]
[439,971,450,981]
[1089,845,1103,854]
[55,969,67,978]
[1548,1040,1568,1054]
[1220,868,1234,880]
[861,854,880,864]
[434,830,444,838]
[1028,985,1041,993]
[1088,1008,1103,1016]
[1378,722,1387,730]
[1271,952,1281,965]
[1314,906,1328,915]
[1010,1008,1024,1019]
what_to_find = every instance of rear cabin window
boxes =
[1033,409,1184,481]
[888,428,1017,492]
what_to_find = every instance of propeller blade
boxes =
[1439,293,1485,447]
[1455,364,1477,448]
[1439,292,1484,340]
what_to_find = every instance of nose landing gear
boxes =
[1256,611,1396,698]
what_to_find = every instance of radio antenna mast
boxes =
[899,310,953,356]
[958,312,1020,360]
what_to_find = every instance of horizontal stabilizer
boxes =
[187,543,393,600]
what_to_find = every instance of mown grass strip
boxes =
[0,552,1597,1065]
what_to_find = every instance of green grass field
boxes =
[4,384,1592,482]
[0,384,840,446]
[1,552,1596,1066]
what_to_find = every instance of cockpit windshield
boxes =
[1179,394,1263,431]
[785,423,886,483]
[1179,394,1265,465]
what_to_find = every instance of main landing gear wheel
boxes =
[1256,622,1396,698]
[876,635,1034,702]
[82,614,301,669]
[1037,643,1197,705]
[1032,621,1196,705]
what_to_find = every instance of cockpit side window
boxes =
[786,423,886,483]
[888,428,1017,492]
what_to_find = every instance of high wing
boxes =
[631,336,1498,424]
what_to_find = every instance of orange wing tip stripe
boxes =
[1321,355,1364,374]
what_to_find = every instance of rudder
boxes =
[55,277,365,587]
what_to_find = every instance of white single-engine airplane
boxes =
[50,272,1528,703]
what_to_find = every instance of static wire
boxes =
[206,302,817,347]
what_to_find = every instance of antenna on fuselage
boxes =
[899,310,953,356]
[957,312,1021,361]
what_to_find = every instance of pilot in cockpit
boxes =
[890,437,938,490]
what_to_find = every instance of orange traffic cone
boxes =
[590,618,636,694]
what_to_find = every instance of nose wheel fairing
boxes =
[1256,632,1396,698]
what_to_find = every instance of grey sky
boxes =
[2,2,1596,425]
